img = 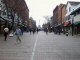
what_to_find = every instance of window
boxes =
[74,13,76,16]
[69,7,71,12]
[76,12,78,15]
[68,15,70,20]
[3,10,6,15]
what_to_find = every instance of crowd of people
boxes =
[29,28,39,35]
[3,26,22,43]
[3,26,39,43]
[3,26,65,43]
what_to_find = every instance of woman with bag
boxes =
[4,27,9,41]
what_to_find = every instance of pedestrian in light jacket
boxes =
[14,26,22,43]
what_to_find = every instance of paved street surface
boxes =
[0,31,80,60]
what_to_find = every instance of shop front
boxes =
[0,17,5,34]
[74,21,80,34]
[0,16,12,34]
[64,21,71,34]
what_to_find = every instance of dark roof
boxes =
[68,1,80,5]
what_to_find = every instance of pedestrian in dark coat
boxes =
[46,28,48,34]
[32,28,35,34]
[4,27,9,41]
[20,27,24,35]
[29,28,32,35]
[37,28,38,34]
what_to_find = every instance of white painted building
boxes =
[65,1,80,22]
[64,1,80,34]
[70,4,80,34]
[71,4,80,23]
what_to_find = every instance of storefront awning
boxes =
[74,21,80,25]
[64,22,70,27]
[70,7,80,15]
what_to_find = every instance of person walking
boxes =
[37,28,38,34]
[32,28,35,34]
[14,26,22,43]
[29,28,32,35]
[46,28,48,34]
[20,26,24,35]
[4,27,9,41]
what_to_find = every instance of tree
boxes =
[43,15,51,23]
[43,15,52,27]
[29,17,36,29]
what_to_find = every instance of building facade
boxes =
[65,1,80,34]
[58,4,64,32]
[0,0,29,34]
[53,6,58,27]
[61,4,66,33]
[70,4,80,34]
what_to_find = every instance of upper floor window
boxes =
[69,7,71,12]
[68,15,70,20]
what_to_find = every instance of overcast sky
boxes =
[25,0,80,26]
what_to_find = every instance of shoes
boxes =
[15,42,18,44]
[15,41,21,44]
[18,41,21,43]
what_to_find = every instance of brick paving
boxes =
[0,33,37,60]
[0,32,80,60]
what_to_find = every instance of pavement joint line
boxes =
[30,35,38,60]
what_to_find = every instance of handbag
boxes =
[9,33,14,37]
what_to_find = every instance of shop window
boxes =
[73,13,76,16]
[78,11,80,14]
[76,12,78,15]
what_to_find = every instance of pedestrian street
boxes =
[0,31,80,60]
